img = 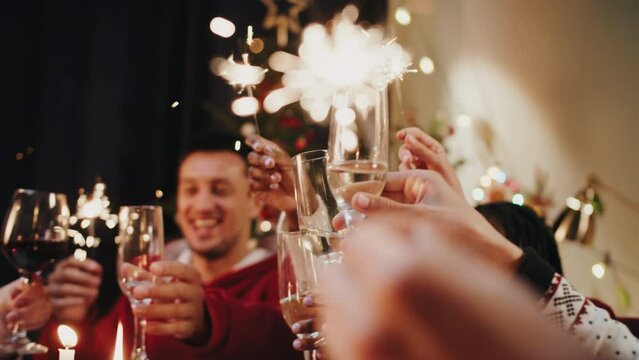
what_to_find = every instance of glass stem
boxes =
[132,314,147,358]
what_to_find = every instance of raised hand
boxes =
[396,127,464,197]
[245,135,296,213]
[131,261,208,343]
[322,211,588,360]
[46,257,103,323]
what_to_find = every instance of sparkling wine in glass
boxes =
[117,206,164,360]
[277,231,321,360]
[1,189,70,355]
[327,87,389,228]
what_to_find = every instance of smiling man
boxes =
[38,134,301,360]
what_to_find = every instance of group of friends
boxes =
[1,127,638,359]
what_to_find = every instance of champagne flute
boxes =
[292,150,344,263]
[117,206,164,360]
[1,189,70,355]
[326,87,389,229]
[277,231,321,360]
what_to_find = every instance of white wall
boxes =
[389,0,639,315]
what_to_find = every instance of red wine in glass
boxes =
[1,189,70,355]
[3,239,68,277]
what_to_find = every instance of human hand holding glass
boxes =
[117,205,164,360]
[0,189,70,355]
[326,88,389,229]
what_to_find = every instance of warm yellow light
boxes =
[113,322,123,360]
[73,248,87,262]
[209,17,236,38]
[566,196,581,211]
[334,108,356,126]
[512,193,525,206]
[591,263,606,279]
[231,96,260,117]
[455,114,472,128]
[340,130,359,153]
[419,56,435,74]
[259,221,272,233]
[80,219,91,229]
[155,190,163,199]
[57,324,78,348]
[472,188,485,202]
[479,175,492,188]
[582,203,594,215]
[395,7,412,26]
[170,101,179,108]
[234,140,241,151]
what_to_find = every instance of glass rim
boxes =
[291,149,327,163]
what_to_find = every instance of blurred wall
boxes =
[390,0,639,315]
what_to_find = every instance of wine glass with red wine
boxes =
[117,205,164,360]
[1,189,70,355]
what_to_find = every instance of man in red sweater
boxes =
[39,136,301,359]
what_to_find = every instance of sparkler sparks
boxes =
[211,25,267,123]
[264,6,414,117]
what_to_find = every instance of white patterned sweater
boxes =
[541,274,639,359]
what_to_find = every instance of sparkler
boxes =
[264,5,414,120]
[69,180,117,261]
[211,25,267,133]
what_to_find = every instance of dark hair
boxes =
[476,202,563,275]
[179,132,250,169]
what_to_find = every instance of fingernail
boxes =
[303,296,314,306]
[406,134,417,145]
[291,323,301,333]
[397,129,406,139]
[354,193,371,209]
[269,183,279,190]
[292,339,302,350]
[263,157,274,168]
[150,263,163,274]
[270,172,281,183]
[265,145,275,154]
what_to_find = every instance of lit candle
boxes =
[57,325,78,360]
[113,321,123,360]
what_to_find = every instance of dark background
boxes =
[0,0,386,310]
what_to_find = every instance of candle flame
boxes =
[113,322,123,360]
[57,324,78,348]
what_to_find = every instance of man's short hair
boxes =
[179,132,250,170]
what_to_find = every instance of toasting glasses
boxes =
[1,189,70,355]
[326,88,389,229]
[117,206,164,360]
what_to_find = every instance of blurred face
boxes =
[176,151,259,259]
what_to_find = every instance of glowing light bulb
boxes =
[512,193,525,206]
[395,7,412,26]
[566,197,581,211]
[582,203,594,215]
[340,130,359,153]
[231,96,260,117]
[472,188,485,202]
[335,108,356,126]
[209,17,236,38]
[419,56,435,74]
[592,263,606,279]
[259,221,272,232]
[479,175,492,188]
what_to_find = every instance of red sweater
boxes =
[37,255,302,360]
